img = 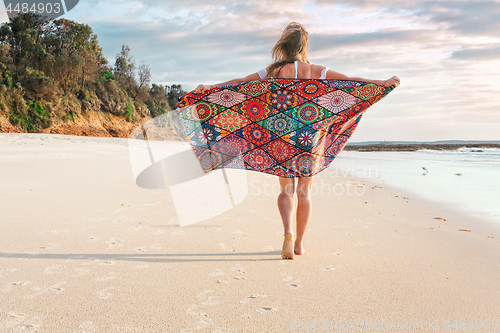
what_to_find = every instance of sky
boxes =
[1,0,500,142]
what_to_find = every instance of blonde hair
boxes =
[267,22,311,78]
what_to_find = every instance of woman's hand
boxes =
[194,84,213,93]
[382,76,400,87]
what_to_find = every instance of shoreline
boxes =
[1,133,499,331]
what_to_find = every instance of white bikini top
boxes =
[257,60,329,80]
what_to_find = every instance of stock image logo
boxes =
[128,112,249,227]
[3,0,78,20]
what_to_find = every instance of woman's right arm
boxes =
[194,72,262,93]
[325,69,400,87]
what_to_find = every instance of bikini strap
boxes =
[320,66,329,79]
[294,60,298,79]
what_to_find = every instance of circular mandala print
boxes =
[244,149,273,171]
[199,151,220,171]
[318,91,358,114]
[195,102,213,122]
[271,117,289,132]
[303,83,319,95]
[242,124,272,146]
[245,100,267,121]
[298,103,320,124]
[252,128,262,139]
[294,153,317,175]
[271,90,294,109]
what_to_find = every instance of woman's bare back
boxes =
[272,61,327,79]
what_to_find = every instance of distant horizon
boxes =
[348,140,500,144]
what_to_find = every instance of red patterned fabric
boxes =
[175,78,397,177]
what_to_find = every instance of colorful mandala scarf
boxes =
[174,79,398,177]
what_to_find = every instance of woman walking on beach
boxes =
[195,22,399,260]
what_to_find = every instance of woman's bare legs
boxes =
[278,177,295,259]
[277,176,314,258]
[295,177,314,255]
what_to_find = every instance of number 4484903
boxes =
[443,319,498,330]
[5,2,61,14]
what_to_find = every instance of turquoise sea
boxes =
[330,148,500,223]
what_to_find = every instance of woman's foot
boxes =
[281,233,294,259]
[294,240,305,255]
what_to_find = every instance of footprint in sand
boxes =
[0,312,46,331]
[95,272,116,281]
[231,264,245,275]
[25,281,66,299]
[0,312,27,330]
[281,272,300,288]
[44,265,64,274]
[49,281,66,294]
[2,281,31,293]
[106,238,125,249]
[280,272,293,282]
[256,307,277,313]
[181,306,213,332]
[72,268,90,278]
[96,287,115,299]
[208,269,224,277]
[240,294,268,304]
[332,251,343,256]
[197,290,220,306]
[320,267,335,271]
[220,243,235,252]
[25,286,47,299]
[182,290,220,332]
[74,320,99,333]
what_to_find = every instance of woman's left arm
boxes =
[195,72,262,92]
[325,69,400,87]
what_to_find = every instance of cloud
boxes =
[451,45,500,61]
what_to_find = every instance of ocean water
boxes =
[330,148,500,223]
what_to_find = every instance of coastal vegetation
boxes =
[0,13,186,136]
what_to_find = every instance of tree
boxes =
[166,84,187,109]
[133,61,151,102]
[2,13,51,68]
[114,44,135,94]
[45,19,107,96]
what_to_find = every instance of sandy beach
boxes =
[1,133,499,332]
